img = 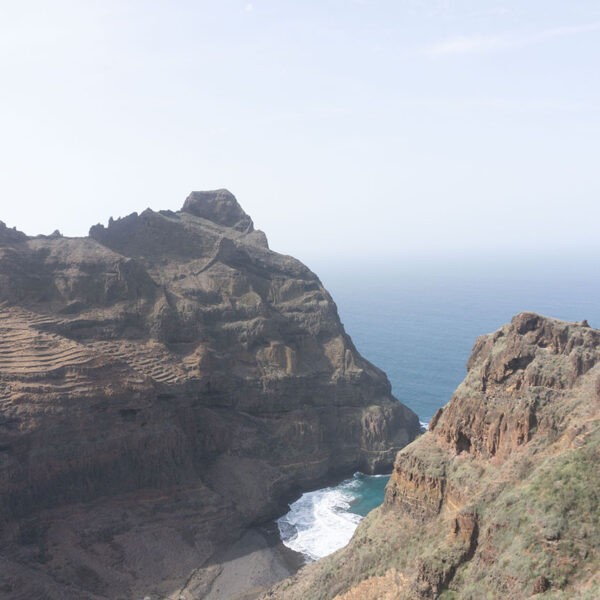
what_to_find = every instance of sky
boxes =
[1,0,599,264]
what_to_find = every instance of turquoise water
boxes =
[279,256,600,560]
[346,473,391,517]
[277,473,390,560]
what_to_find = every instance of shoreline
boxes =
[196,525,305,600]
[177,469,393,600]
[258,520,307,573]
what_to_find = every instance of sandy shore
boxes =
[175,522,304,600]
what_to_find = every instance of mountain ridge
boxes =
[0,190,419,599]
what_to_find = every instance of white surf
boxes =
[277,477,363,562]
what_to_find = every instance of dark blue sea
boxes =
[278,255,600,560]
[321,256,600,424]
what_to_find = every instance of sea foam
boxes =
[277,473,388,562]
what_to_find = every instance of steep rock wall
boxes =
[264,313,600,600]
[0,190,419,600]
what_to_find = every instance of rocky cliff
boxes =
[264,312,600,599]
[0,190,420,599]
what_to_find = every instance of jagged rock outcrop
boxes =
[181,189,255,232]
[264,313,600,600]
[0,190,420,600]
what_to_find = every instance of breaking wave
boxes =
[277,472,389,562]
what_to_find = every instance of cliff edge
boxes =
[264,312,600,599]
[0,190,420,599]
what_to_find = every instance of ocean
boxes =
[278,256,600,561]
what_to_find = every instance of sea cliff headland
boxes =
[262,312,600,599]
[0,190,419,599]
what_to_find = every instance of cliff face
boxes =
[0,190,420,600]
[264,312,600,600]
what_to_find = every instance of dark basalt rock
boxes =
[182,188,255,231]
[0,221,28,243]
[0,190,419,600]
[532,575,551,595]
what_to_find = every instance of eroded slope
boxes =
[0,191,419,600]
[264,312,600,600]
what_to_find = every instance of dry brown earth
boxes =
[263,312,600,600]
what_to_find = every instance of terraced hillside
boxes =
[0,191,420,599]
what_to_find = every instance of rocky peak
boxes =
[181,189,254,232]
[0,221,28,244]
[0,189,419,599]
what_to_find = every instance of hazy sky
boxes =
[1,1,599,263]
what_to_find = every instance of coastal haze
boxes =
[319,256,600,423]
[1,1,599,599]
[1,0,599,263]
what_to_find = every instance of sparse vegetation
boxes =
[263,315,600,600]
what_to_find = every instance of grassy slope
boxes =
[262,315,600,600]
